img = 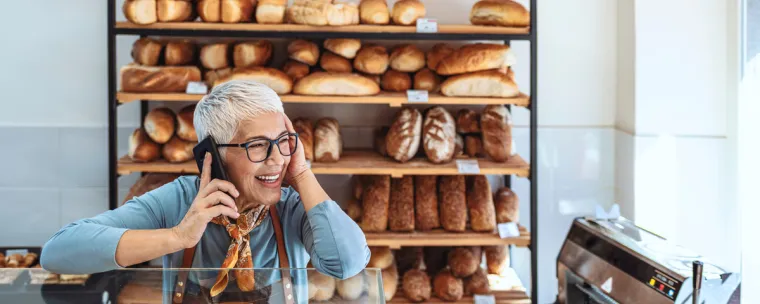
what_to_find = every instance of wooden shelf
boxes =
[365,226,530,249]
[117,150,530,177]
[116,92,531,107]
[389,290,530,304]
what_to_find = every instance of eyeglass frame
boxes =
[217,132,299,163]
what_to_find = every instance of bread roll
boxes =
[197,0,221,22]
[456,109,481,133]
[346,197,362,221]
[427,43,455,72]
[292,118,314,161]
[381,70,412,92]
[386,107,422,162]
[441,70,520,98]
[466,176,497,232]
[392,0,425,25]
[131,38,162,67]
[288,40,320,66]
[157,0,195,22]
[324,39,361,59]
[439,175,466,232]
[164,41,196,66]
[22,253,38,268]
[448,248,479,278]
[354,45,389,75]
[433,269,464,301]
[470,0,530,27]
[336,272,365,300]
[200,43,230,70]
[308,271,336,301]
[176,104,197,142]
[121,65,202,93]
[422,106,456,164]
[282,60,310,82]
[204,68,232,87]
[222,0,255,23]
[255,0,287,23]
[436,44,516,75]
[413,68,440,93]
[213,67,293,94]
[454,134,464,158]
[374,126,389,156]
[361,175,390,231]
[123,0,157,25]
[294,72,380,96]
[368,247,394,269]
[464,268,490,296]
[481,105,512,162]
[129,129,160,162]
[320,51,353,73]
[465,135,485,158]
[414,176,440,230]
[390,44,426,72]
[359,0,389,24]
[162,136,195,163]
[314,117,342,162]
[144,107,176,144]
[287,0,360,26]
[494,187,519,223]
[122,173,180,205]
[389,176,415,231]
[233,41,273,68]
[484,245,509,274]
[402,269,431,302]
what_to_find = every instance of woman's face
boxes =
[223,112,290,211]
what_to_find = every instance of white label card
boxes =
[186,81,208,94]
[473,294,496,304]
[456,159,480,174]
[406,90,429,102]
[497,222,520,238]
[416,18,438,33]
[6,249,29,256]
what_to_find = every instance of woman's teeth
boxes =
[255,174,280,183]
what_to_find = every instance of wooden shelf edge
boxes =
[388,290,530,304]
[365,227,530,249]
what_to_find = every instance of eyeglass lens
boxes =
[246,134,297,162]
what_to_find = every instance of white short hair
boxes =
[194,80,284,146]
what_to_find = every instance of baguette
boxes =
[436,43,516,75]
[120,64,202,93]
[440,69,520,98]
[293,72,380,96]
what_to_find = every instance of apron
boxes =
[171,207,296,304]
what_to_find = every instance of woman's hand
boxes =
[283,113,311,187]
[172,153,240,249]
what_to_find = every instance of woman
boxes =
[40,80,370,303]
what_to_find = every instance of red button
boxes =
[659,284,665,291]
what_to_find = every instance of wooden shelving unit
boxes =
[388,290,531,304]
[365,227,530,249]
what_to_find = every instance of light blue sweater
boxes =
[40,176,370,303]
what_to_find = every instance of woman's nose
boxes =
[266,147,286,166]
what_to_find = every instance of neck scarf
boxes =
[209,204,270,297]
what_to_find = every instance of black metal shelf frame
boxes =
[107,1,537,302]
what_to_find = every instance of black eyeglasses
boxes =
[218,133,299,163]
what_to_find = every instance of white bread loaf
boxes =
[213,67,293,94]
[436,43,516,75]
[256,0,287,23]
[293,72,380,96]
[287,0,359,26]
[440,70,520,98]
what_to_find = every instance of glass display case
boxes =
[0,267,384,304]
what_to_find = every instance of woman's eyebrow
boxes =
[243,131,289,142]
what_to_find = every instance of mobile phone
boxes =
[193,136,229,181]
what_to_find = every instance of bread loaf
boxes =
[464,268,490,296]
[200,43,230,70]
[433,269,464,301]
[390,44,426,72]
[457,109,481,133]
[374,126,389,156]
[441,70,520,98]
[485,245,509,274]
[213,67,293,94]
[392,0,425,25]
[292,118,314,161]
[282,60,310,82]
[233,41,273,68]
[465,135,485,157]
[123,0,157,25]
[294,72,380,96]
[162,136,195,163]
[368,247,394,269]
[454,134,464,158]
[320,51,353,73]
[164,41,196,66]
[336,272,365,300]
[176,104,197,142]
[121,65,202,93]
[466,176,497,232]
[427,43,455,72]
[204,68,232,87]
[287,0,360,26]
[413,68,441,93]
[122,173,180,205]
[129,128,160,162]
[354,45,389,75]
[324,39,361,59]
[468,246,483,260]
[157,0,196,22]
[414,175,440,230]
[389,176,415,231]
[385,107,422,163]
[481,105,512,162]
[494,187,519,223]
[131,38,162,66]
[361,175,390,231]
[470,0,530,27]
[255,0,287,23]
[422,106,456,164]
[381,70,412,92]
[436,44,516,75]
[359,0,389,24]
[402,269,431,302]
[314,117,342,162]
[308,271,336,301]
[144,107,176,144]
[288,40,320,66]
[439,175,467,232]
[345,197,362,221]
[448,247,479,278]
[222,0,255,23]
[197,0,221,22]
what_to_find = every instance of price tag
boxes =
[416,18,438,33]
[497,222,520,238]
[456,159,480,174]
[474,294,496,304]
[186,81,208,94]
[305,160,312,169]
[5,249,29,256]
[406,90,429,102]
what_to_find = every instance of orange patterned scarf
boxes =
[209,204,270,297]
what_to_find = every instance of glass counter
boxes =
[0,267,384,304]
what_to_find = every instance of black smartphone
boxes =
[193,136,229,181]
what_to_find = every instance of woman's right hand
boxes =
[172,152,240,249]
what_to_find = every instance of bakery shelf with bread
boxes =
[365,229,529,249]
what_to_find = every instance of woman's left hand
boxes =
[283,113,311,186]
